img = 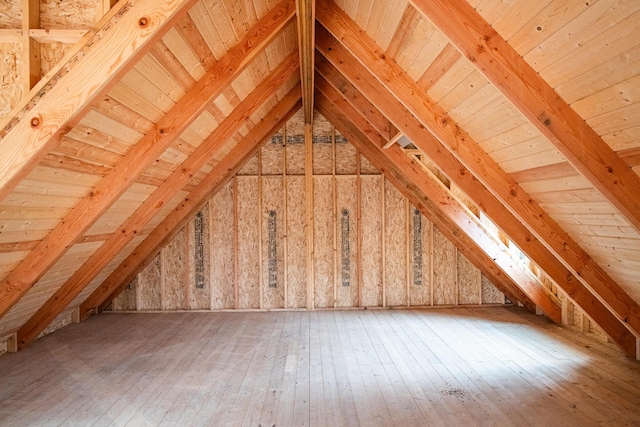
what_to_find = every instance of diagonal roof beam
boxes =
[410,0,640,232]
[315,75,560,322]
[314,17,639,357]
[16,59,299,350]
[0,0,200,203]
[0,1,296,320]
[80,92,303,319]
[295,0,315,123]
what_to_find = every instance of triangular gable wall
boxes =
[109,110,507,311]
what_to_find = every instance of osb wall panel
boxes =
[314,176,334,308]
[262,177,285,309]
[211,181,235,309]
[335,141,357,175]
[163,227,187,310]
[237,177,260,309]
[360,176,383,307]
[0,1,21,28]
[286,143,305,175]
[0,43,22,120]
[41,42,74,76]
[433,227,457,305]
[137,253,162,310]
[384,181,407,306]
[262,140,284,176]
[360,154,380,175]
[313,142,333,175]
[482,274,504,304]
[410,208,432,306]
[238,155,259,175]
[188,206,210,310]
[286,176,307,308]
[112,276,137,311]
[335,176,358,308]
[457,251,482,305]
[40,0,96,29]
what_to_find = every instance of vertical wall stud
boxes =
[305,123,315,309]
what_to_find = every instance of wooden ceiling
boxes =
[0,0,639,358]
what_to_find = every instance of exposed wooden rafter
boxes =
[295,0,316,124]
[315,75,561,323]
[0,0,200,203]
[80,91,303,318]
[314,8,640,357]
[16,57,300,349]
[410,0,640,232]
[0,1,296,320]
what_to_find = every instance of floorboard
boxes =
[1,307,639,426]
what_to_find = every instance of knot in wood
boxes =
[138,16,149,28]
[30,116,41,128]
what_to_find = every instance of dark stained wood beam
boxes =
[314,23,639,357]
[16,59,299,350]
[80,94,302,319]
[0,0,200,202]
[410,0,640,232]
[316,77,559,321]
[295,0,315,123]
[0,0,296,320]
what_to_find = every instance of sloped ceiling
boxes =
[0,0,638,358]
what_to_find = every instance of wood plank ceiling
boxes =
[0,0,638,358]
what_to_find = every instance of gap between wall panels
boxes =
[109,111,505,312]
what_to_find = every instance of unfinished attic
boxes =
[1,0,640,424]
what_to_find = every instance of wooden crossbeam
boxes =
[0,1,296,320]
[314,18,639,357]
[15,56,299,350]
[295,0,316,123]
[0,0,199,203]
[80,91,303,318]
[315,77,559,321]
[410,0,640,232]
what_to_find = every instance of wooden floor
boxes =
[1,307,639,426]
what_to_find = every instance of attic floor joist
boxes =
[315,4,640,356]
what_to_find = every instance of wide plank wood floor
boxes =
[1,307,639,426]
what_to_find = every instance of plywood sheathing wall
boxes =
[112,111,507,312]
[0,0,100,121]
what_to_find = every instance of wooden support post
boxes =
[7,333,18,353]
[305,123,315,309]
[283,124,289,309]
[428,221,434,306]
[71,308,80,324]
[405,198,411,307]
[381,179,386,308]
[233,177,239,310]
[21,0,40,93]
[258,151,264,310]
[356,154,362,308]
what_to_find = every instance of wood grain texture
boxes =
[313,176,334,308]
[360,175,383,307]
[410,0,640,231]
[211,182,236,310]
[0,0,199,201]
[237,177,260,309]
[80,91,301,317]
[286,176,307,308]
[14,55,299,348]
[314,19,639,357]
